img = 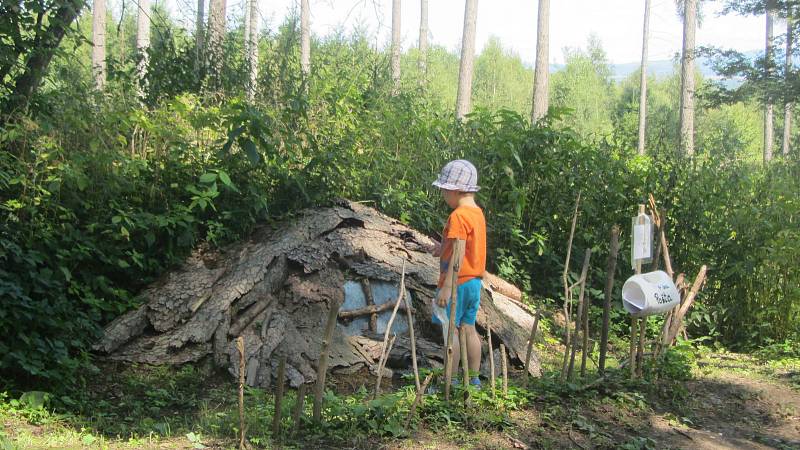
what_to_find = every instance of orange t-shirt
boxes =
[438,205,487,288]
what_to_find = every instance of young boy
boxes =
[429,159,486,387]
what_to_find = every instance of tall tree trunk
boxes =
[196,0,205,75]
[679,0,697,156]
[531,0,550,123]
[455,0,478,120]
[136,0,151,94]
[637,0,651,155]
[247,0,258,100]
[391,0,401,94]
[765,6,775,163]
[300,0,310,77]
[784,16,793,156]
[207,0,227,87]
[5,0,85,114]
[418,0,429,83]
[92,0,107,90]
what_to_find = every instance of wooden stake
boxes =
[523,303,541,387]
[403,372,434,432]
[488,323,496,400]
[636,318,646,377]
[375,333,397,396]
[236,336,246,450]
[404,293,421,392]
[361,278,378,332]
[444,240,465,402]
[375,261,406,398]
[629,317,638,379]
[568,249,591,380]
[580,261,590,378]
[599,225,620,375]
[313,297,342,422]
[291,383,306,437]
[272,355,286,438]
[665,265,707,345]
[560,192,581,381]
[500,344,508,396]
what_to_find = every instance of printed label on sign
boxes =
[633,223,651,260]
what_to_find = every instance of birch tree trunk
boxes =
[136,0,151,93]
[455,0,478,120]
[784,16,793,156]
[531,0,550,123]
[765,6,775,163]
[300,0,310,77]
[679,0,696,156]
[92,0,107,90]
[207,0,227,86]
[637,0,651,155]
[391,0,402,94]
[418,0,429,82]
[196,0,205,75]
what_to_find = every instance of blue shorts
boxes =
[432,277,482,327]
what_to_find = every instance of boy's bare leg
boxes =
[463,324,482,373]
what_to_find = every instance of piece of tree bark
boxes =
[455,0,478,119]
[483,272,522,301]
[92,0,107,89]
[531,0,550,122]
[300,0,310,77]
[599,225,619,375]
[637,0,651,155]
[313,297,342,421]
[679,0,697,155]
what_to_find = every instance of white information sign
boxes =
[631,214,653,269]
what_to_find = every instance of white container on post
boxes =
[622,270,681,317]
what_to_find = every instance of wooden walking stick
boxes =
[488,323,496,400]
[236,336,246,450]
[313,297,342,421]
[560,192,581,381]
[444,240,465,402]
[599,225,620,375]
[272,355,287,438]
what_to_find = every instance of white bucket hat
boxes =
[432,160,480,192]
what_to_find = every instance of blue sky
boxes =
[161,0,768,65]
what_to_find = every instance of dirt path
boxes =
[647,356,800,450]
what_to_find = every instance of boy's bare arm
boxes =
[436,239,466,307]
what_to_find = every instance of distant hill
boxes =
[550,50,760,86]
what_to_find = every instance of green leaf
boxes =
[199,173,217,183]
[218,170,233,188]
